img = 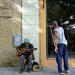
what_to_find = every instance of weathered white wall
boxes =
[22,0,40,63]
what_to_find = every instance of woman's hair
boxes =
[52,21,58,27]
[52,20,61,26]
[57,21,61,26]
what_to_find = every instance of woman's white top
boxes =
[54,27,67,45]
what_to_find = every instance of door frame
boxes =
[40,0,75,67]
[40,0,56,67]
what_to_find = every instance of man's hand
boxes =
[55,47,58,53]
[16,50,22,56]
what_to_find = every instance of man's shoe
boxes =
[25,68,31,72]
[64,70,69,73]
[19,68,25,73]
[59,72,64,75]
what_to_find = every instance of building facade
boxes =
[0,0,75,67]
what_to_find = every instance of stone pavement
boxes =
[0,67,75,75]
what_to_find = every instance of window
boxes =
[46,0,75,58]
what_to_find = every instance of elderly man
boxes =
[16,40,35,73]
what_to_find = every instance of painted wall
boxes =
[22,0,40,63]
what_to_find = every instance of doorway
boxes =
[46,0,75,58]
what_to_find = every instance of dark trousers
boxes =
[20,55,34,70]
[56,44,69,73]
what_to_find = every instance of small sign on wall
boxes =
[13,34,21,47]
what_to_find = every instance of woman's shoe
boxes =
[59,72,64,75]
[64,70,69,73]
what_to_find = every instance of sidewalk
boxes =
[0,67,75,75]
